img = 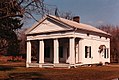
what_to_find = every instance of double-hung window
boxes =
[104,48,109,58]
[85,46,91,58]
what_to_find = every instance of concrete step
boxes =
[54,64,70,68]
[29,63,39,67]
[28,63,70,68]
[42,64,54,68]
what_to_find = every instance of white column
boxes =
[54,39,59,63]
[39,40,44,63]
[79,39,83,63]
[26,41,31,67]
[69,38,75,64]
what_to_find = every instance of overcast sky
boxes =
[24,0,119,28]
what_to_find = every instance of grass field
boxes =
[0,62,119,80]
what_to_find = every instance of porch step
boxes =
[29,63,39,67]
[42,64,54,68]
[54,64,70,68]
[28,63,70,68]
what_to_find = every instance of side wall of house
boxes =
[76,33,110,65]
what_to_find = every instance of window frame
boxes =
[85,46,91,58]
[104,48,109,58]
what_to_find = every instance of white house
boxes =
[25,15,110,68]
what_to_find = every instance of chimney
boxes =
[73,16,80,23]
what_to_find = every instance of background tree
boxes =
[0,0,23,55]
[0,0,49,55]
[60,11,74,20]
[0,0,74,56]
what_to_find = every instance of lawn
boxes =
[0,62,119,80]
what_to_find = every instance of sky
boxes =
[24,0,119,27]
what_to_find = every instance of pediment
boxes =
[28,18,71,34]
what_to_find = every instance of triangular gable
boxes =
[25,16,72,35]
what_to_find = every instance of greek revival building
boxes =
[25,15,110,68]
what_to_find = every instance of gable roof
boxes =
[25,15,110,36]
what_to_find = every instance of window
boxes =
[87,33,89,36]
[59,46,63,58]
[44,47,50,58]
[104,48,109,58]
[85,46,91,58]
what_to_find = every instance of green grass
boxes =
[0,62,119,80]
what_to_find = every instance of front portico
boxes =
[26,36,80,68]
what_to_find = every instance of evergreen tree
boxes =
[0,0,23,55]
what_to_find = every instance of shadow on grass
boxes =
[8,72,47,80]
[0,65,14,71]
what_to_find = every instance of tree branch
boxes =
[25,11,39,22]
[0,14,23,19]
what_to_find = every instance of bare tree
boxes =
[60,11,74,20]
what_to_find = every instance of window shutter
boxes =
[107,48,109,58]
[85,46,88,58]
[104,49,106,58]
[89,46,91,58]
